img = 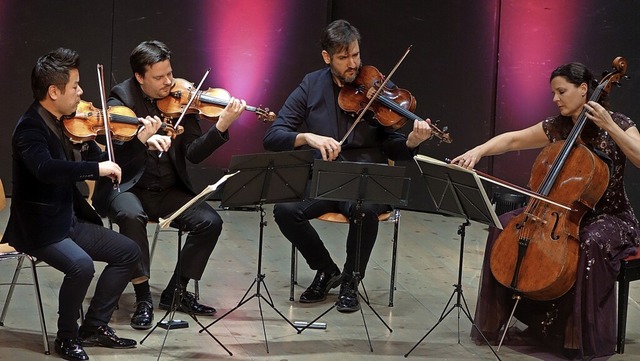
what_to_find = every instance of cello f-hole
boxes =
[550,211,560,240]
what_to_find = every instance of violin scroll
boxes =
[160,119,184,139]
[254,107,276,123]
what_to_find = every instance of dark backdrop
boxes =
[1,0,639,212]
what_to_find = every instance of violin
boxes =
[489,57,628,301]
[61,100,184,142]
[156,78,276,123]
[338,65,452,143]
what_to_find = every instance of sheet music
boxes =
[159,171,239,229]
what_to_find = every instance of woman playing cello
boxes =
[452,61,640,359]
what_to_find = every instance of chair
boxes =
[89,175,200,299]
[0,180,50,354]
[616,250,640,354]
[289,208,401,307]
[491,192,527,215]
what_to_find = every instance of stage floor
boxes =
[0,202,638,360]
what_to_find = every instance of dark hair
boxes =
[129,40,171,76]
[31,47,80,101]
[550,62,609,109]
[320,19,361,57]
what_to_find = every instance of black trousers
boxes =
[29,219,140,339]
[107,185,222,282]
[273,197,390,278]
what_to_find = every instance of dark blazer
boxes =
[263,67,416,163]
[3,102,105,252]
[92,77,229,216]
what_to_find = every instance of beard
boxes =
[331,63,361,85]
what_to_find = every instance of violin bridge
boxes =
[526,214,547,225]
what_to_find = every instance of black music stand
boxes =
[404,155,501,360]
[199,149,315,353]
[140,210,232,358]
[297,159,410,352]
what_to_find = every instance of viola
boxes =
[157,78,276,123]
[489,56,628,301]
[61,100,184,142]
[338,65,451,143]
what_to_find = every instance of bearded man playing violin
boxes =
[92,40,246,330]
[263,19,432,312]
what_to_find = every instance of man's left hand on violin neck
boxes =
[406,119,433,149]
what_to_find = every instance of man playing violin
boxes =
[3,48,162,360]
[263,20,432,312]
[92,40,246,330]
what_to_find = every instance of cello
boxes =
[489,57,628,302]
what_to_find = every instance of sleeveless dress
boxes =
[471,112,640,359]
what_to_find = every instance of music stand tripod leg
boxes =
[404,221,501,361]
[199,204,299,353]
[140,228,232,357]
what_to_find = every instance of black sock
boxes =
[133,281,152,303]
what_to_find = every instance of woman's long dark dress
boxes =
[471,113,640,359]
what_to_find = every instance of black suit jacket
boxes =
[4,102,107,252]
[92,77,229,216]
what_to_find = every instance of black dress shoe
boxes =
[54,338,88,361]
[79,325,137,349]
[300,268,342,303]
[336,278,360,313]
[130,300,153,330]
[159,290,216,316]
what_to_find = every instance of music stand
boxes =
[199,149,314,353]
[140,209,232,358]
[297,159,410,352]
[404,155,501,360]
